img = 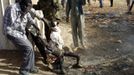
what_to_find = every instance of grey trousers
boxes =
[7,34,35,74]
[70,14,84,47]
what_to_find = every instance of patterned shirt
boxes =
[3,3,35,39]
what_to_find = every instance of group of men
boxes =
[2,0,134,75]
[81,0,114,8]
[84,0,134,14]
[3,0,84,75]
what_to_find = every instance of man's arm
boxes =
[30,8,43,20]
[29,8,51,28]
[3,5,18,35]
[27,13,40,31]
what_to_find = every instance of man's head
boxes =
[51,21,59,27]
[50,21,61,33]
[19,0,32,14]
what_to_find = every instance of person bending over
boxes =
[3,0,40,75]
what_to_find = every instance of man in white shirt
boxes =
[49,21,82,74]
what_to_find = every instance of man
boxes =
[3,0,39,75]
[15,0,44,20]
[66,0,85,49]
[15,0,54,65]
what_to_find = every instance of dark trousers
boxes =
[99,0,103,8]
[53,51,80,70]
[55,52,80,64]
[128,1,134,12]
[63,52,80,64]
[45,24,51,42]
[110,0,113,7]
[28,31,48,63]
[7,34,35,75]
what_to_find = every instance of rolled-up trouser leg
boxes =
[52,55,64,70]
[58,57,64,71]
[7,34,35,75]
[64,52,80,65]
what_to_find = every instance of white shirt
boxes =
[50,26,64,50]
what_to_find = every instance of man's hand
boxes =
[41,18,49,24]
[35,25,40,31]
[20,11,27,19]
[37,29,41,36]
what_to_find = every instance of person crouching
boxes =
[48,21,82,74]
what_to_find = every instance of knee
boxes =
[24,45,33,52]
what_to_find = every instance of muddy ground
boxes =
[0,1,134,75]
